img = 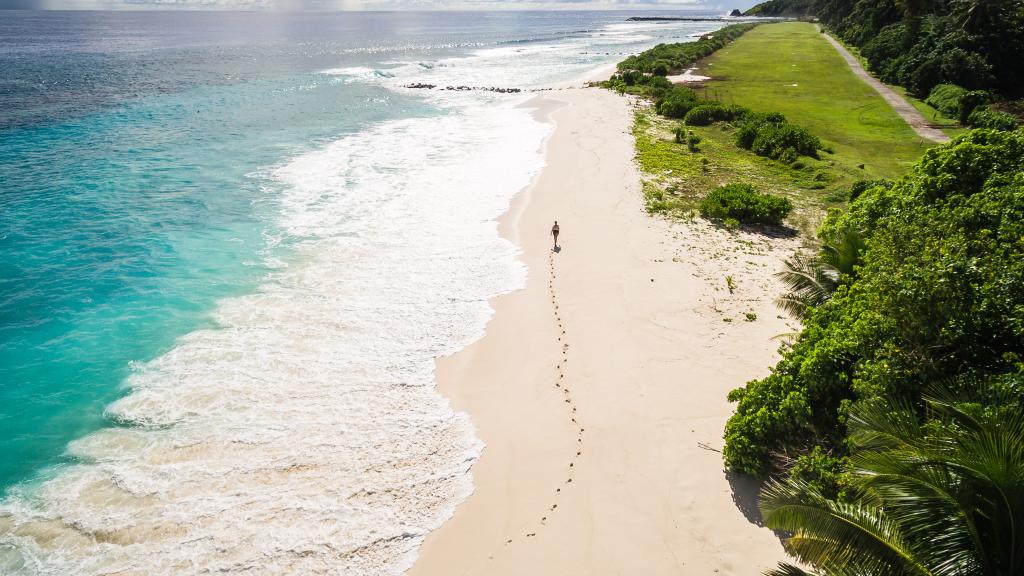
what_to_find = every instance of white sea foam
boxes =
[0,16,724,575]
[0,102,550,575]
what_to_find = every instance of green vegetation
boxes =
[655,85,701,118]
[743,0,813,17]
[699,183,794,226]
[774,225,863,319]
[925,83,971,117]
[610,24,757,80]
[734,112,823,162]
[745,0,1024,99]
[724,129,1024,483]
[920,83,1022,130]
[616,22,938,234]
[968,106,1021,131]
[632,110,836,234]
[622,22,954,243]
[683,103,746,126]
[699,23,934,180]
[761,384,1024,576]
[894,85,966,138]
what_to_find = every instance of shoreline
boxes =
[409,87,797,575]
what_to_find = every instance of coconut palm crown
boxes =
[759,385,1024,576]
[775,226,863,320]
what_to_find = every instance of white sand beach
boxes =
[409,87,799,575]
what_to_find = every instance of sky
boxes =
[0,0,741,10]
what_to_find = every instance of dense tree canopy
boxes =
[724,128,1024,478]
[744,0,1024,97]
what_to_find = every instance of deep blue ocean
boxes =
[0,10,729,573]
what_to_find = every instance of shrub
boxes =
[966,106,1019,131]
[734,111,787,148]
[645,75,672,91]
[683,103,749,126]
[655,86,700,119]
[847,179,892,201]
[736,114,821,161]
[684,104,723,126]
[699,183,793,226]
[925,83,969,117]
[686,133,701,153]
[958,90,993,124]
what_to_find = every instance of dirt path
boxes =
[820,31,951,143]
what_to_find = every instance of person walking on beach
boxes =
[551,220,560,250]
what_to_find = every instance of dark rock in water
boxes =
[403,83,522,94]
[729,9,743,16]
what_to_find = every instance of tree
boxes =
[775,226,863,320]
[760,384,1024,576]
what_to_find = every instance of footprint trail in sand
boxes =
[493,248,584,553]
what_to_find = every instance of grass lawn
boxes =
[814,31,968,140]
[694,22,937,182]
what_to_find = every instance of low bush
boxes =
[958,90,993,124]
[655,86,700,119]
[925,83,968,117]
[673,124,687,144]
[699,183,793,226]
[966,106,1019,131]
[735,112,821,161]
[847,179,892,201]
[734,111,786,148]
[683,103,749,126]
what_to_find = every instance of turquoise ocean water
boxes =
[1,11,731,573]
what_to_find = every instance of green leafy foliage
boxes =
[967,106,1020,131]
[683,103,749,126]
[735,112,822,161]
[743,0,814,16]
[613,24,757,77]
[761,383,1024,576]
[698,183,793,226]
[748,0,1024,98]
[774,225,863,320]
[724,129,1024,478]
[847,179,891,201]
[925,83,969,117]
[655,86,700,119]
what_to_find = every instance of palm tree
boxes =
[775,227,863,320]
[759,386,1024,576]
[952,0,1014,34]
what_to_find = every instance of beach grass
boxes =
[634,110,834,235]
[693,22,936,182]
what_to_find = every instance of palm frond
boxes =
[775,255,839,319]
[760,479,934,576]
[819,226,865,278]
[763,563,821,576]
